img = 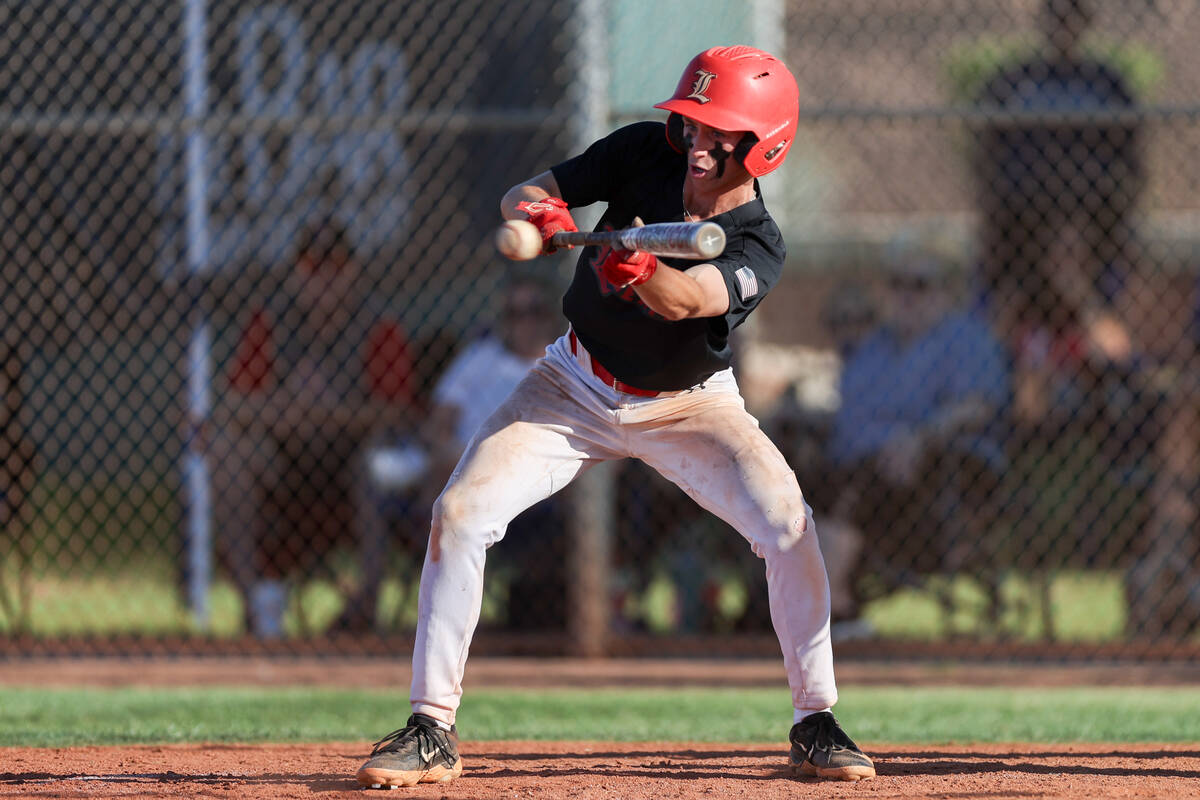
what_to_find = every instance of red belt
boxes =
[569,330,662,397]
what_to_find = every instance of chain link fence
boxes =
[2,0,1199,658]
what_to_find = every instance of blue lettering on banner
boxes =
[160,3,411,275]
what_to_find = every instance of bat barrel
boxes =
[552,221,725,260]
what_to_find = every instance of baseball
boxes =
[494,219,544,261]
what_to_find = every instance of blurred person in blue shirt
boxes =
[822,239,1011,624]
[973,0,1163,634]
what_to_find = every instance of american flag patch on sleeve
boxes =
[734,266,758,301]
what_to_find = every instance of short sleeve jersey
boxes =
[552,121,786,391]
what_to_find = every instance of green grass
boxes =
[3,686,1200,747]
[0,563,1132,640]
[866,571,1128,641]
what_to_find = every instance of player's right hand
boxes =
[599,247,658,289]
[515,197,577,254]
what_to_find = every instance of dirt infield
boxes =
[4,659,1200,798]
[3,741,1199,798]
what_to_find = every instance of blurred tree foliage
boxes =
[943,36,1165,104]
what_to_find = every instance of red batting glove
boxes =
[599,248,658,289]
[515,197,577,253]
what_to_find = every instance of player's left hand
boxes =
[515,197,577,254]
[599,247,658,289]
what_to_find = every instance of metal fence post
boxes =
[565,0,613,658]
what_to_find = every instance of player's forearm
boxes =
[633,270,708,320]
[633,264,730,321]
[500,170,561,220]
[500,184,548,220]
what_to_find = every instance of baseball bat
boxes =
[551,221,726,260]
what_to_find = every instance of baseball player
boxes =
[356,46,875,788]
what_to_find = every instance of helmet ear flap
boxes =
[733,132,758,165]
[665,112,686,153]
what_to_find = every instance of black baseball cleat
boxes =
[788,711,876,781]
[356,714,463,788]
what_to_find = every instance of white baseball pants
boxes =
[411,332,838,723]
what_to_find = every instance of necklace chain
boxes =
[683,195,697,222]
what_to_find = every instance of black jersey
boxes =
[552,121,786,392]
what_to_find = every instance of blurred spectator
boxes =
[211,222,415,637]
[424,275,561,477]
[974,0,1143,430]
[423,273,565,631]
[974,0,1159,619]
[818,243,1011,629]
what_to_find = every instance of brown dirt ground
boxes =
[3,742,1200,799]
[3,658,1200,799]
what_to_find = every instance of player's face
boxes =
[679,117,752,191]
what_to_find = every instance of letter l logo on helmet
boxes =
[687,70,716,104]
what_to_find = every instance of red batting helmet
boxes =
[654,46,799,177]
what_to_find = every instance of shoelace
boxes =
[801,713,854,755]
[370,722,454,764]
